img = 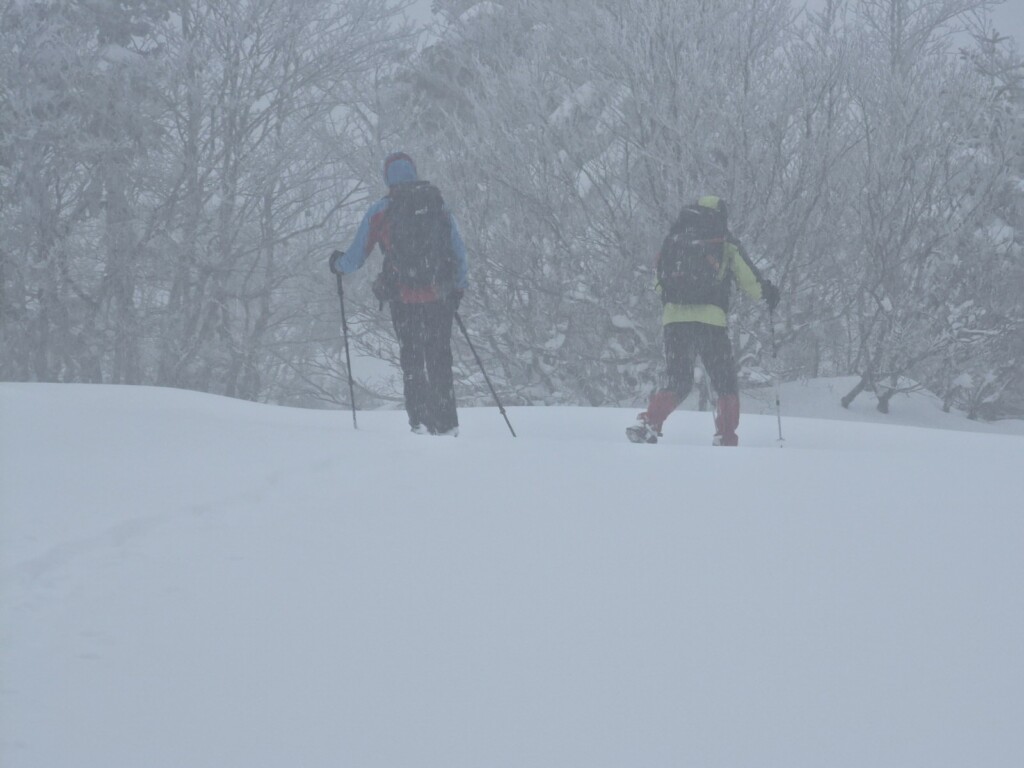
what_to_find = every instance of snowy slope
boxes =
[2,382,1023,768]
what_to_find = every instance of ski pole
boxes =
[454,311,516,437]
[329,251,358,429]
[697,359,718,432]
[768,305,784,446]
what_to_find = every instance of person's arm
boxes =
[730,237,780,310]
[335,198,389,274]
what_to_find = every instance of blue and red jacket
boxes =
[335,156,468,303]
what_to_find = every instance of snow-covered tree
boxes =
[4,0,1021,419]
[834,0,1020,413]
[1,0,416,402]
[393,0,814,405]
[0,0,166,383]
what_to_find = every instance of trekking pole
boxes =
[329,251,358,430]
[697,359,718,432]
[454,311,516,437]
[768,305,784,446]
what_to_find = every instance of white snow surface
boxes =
[2,381,1023,768]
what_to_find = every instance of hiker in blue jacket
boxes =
[330,152,469,436]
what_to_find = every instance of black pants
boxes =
[664,322,738,399]
[390,299,458,433]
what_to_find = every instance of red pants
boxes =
[643,322,740,444]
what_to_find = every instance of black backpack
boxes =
[656,205,728,305]
[379,181,455,297]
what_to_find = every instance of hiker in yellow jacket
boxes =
[627,196,779,446]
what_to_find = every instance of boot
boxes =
[626,413,660,444]
[626,390,681,443]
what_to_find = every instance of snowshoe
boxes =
[626,416,660,444]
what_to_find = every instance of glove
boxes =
[762,280,780,312]
[328,250,345,275]
[451,288,464,309]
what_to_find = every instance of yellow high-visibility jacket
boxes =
[657,237,765,327]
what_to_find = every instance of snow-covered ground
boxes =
[2,381,1023,768]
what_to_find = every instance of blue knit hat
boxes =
[383,152,417,187]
